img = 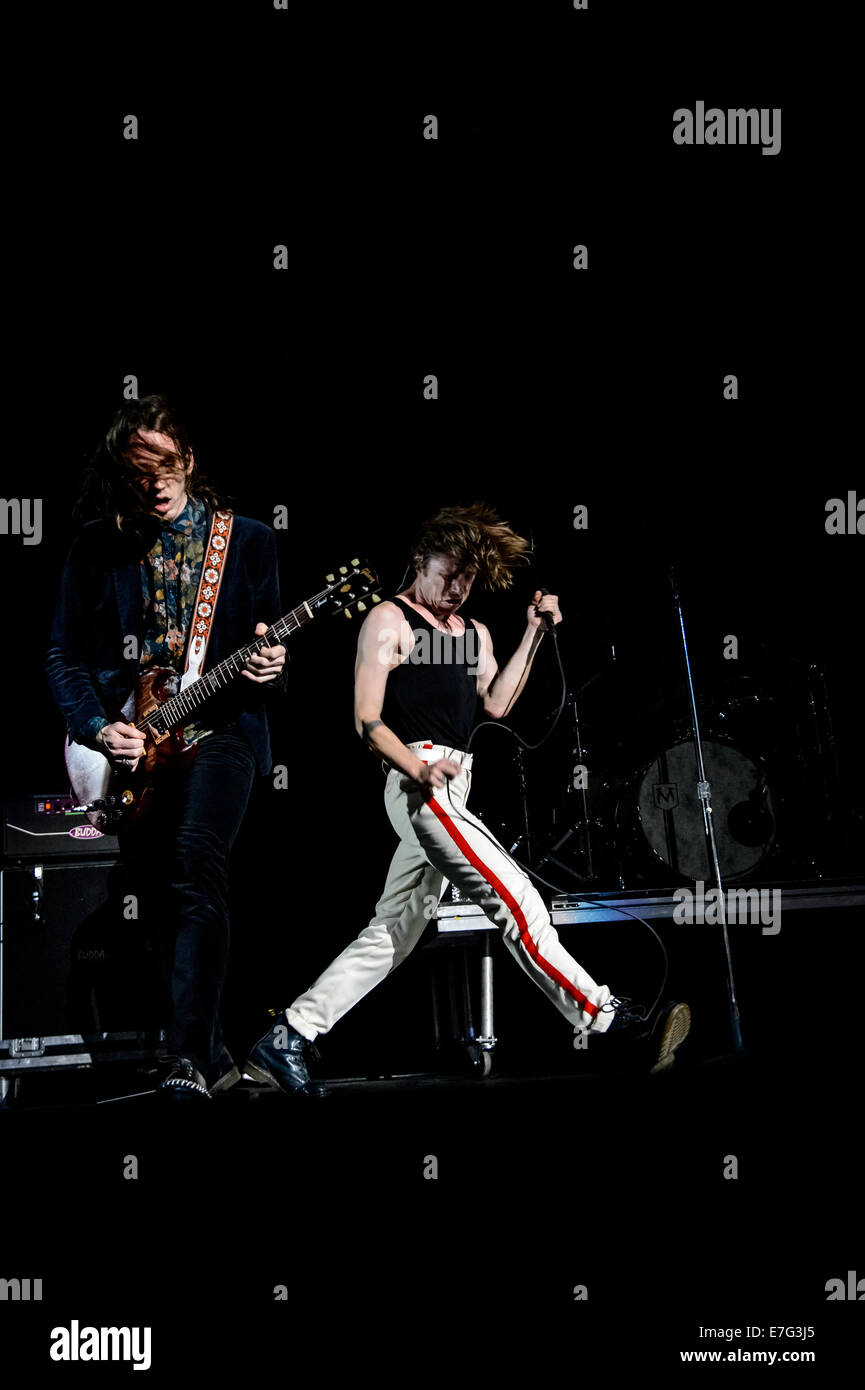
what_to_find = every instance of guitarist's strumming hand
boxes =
[96,721,145,771]
[241,622,287,683]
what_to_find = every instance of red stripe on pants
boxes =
[426,794,599,1019]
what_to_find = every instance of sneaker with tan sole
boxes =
[596,997,691,1074]
[648,1001,691,1074]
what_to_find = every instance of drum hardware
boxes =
[514,746,533,866]
[794,661,852,878]
[504,739,584,873]
[568,691,595,881]
[726,772,773,848]
[532,689,610,885]
[806,664,842,831]
[534,831,599,885]
[669,565,743,1054]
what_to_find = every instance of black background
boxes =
[1,1,861,1376]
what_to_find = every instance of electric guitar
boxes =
[65,561,380,829]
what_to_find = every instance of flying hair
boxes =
[410,502,531,591]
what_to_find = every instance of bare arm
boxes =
[477,590,562,718]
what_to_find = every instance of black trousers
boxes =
[121,728,257,1076]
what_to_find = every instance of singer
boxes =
[245,501,690,1095]
[44,395,287,1100]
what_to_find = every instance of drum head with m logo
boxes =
[637,739,776,881]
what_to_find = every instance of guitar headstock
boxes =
[315,560,382,619]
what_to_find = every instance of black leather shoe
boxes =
[602,996,651,1037]
[244,1018,328,1099]
[159,1055,212,1101]
[208,1045,241,1095]
[596,998,691,1074]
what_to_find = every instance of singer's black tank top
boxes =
[381,597,481,750]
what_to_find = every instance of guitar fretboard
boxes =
[138,601,315,736]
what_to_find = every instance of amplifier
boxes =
[3,793,120,860]
[0,860,161,1043]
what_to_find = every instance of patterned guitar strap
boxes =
[183,509,235,685]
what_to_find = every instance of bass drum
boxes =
[634,738,776,883]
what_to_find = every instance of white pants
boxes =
[287,742,615,1041]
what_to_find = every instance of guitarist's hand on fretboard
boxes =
[241,622,287,684]
[96,720,145,771]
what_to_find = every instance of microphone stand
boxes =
[669,566,744,1054]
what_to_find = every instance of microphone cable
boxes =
[436,599,670,1016]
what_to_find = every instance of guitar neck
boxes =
[139,600,314,734]
[133,560,378,738]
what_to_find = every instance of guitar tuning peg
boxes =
[344,608,353,619]
[350,557,360,566]
[339,566,348,575]
[356,601,367,613]
[372,593,381,604]
[326,573,335,584]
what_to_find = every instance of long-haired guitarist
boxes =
[245,502,691,1096]
[45,394,286,1100]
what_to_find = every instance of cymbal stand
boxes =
[507,746,536,864]
[535,691,599,883]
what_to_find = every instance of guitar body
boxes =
[65,667,198,830]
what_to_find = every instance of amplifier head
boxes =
[3,795,120,860]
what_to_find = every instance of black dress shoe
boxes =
[244,1018,328,1099]
[602,996,651,1037]
[159,1055,212,1101]
[596,998,691,1074]
[208,1045,241,1095]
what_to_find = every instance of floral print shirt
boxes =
[140,495,214,746]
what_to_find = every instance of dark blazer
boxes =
[45,507,286,776]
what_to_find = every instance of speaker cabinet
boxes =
[0,861,162,1040]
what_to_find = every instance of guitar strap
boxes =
[183,508,235,685]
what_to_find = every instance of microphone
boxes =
[537,587,557,634]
